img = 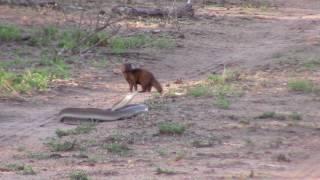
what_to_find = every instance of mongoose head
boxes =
[120,63,139,73]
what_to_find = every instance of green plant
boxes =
[28,26,59,46]
[256,112,286,120]
[110,35,151,53]
[151,37,175,49]
[187,85,211,97]
[303,58,320,69]
[5,163,25,171]
[22,165,36,175]
[56,123,96,138]
[27,152,50,160]
[155,167,176,175]
[158,122,186,135]
[103,143,130,155]
[288,79,313,93]
[0,24,21,41]
[257,112,275,119]
[87,32,109,46]
[45,139,76,152]
[69,170,89,180]
[58,29,85,50]
[0,69,50,94]
[289,112,302,120]
[5,164,36,175]
[214,95,230,109]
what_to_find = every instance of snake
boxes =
[58,92,148,124]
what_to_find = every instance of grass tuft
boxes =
[0,24,21,41]
[158,122,186,135]
[214,95,231,109]
[45,139,76,152]
[103,143,130,155]
[187,85,211,97]
[156,167,177,175]
[69,170,89,180]
[5,164,36,175]
[0,56,69,95]
[56,123,96,138]
[288,79,313,93]
[288,112,302,120]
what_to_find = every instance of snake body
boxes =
[58,92,148,124]
[59,104,148,124]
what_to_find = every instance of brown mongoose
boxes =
[120,63,163,94]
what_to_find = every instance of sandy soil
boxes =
[1,0,320,179]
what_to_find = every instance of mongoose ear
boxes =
[131,64,139,69]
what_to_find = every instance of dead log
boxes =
[112,3,194,18]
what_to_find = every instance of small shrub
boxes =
[87,32,109,46]
[103,143,130,155]
[5,163,25,171]
[304,58,320,69]
[289,112,302,120]
[257,112,275,119]
[5,164,36,175]
[187,85,211,97]
[214,95,230,109]
[69,170,89,180]
[22,165,36,175]
[151,37,175,49]
[45,139,76,152]
[288,79,313,93]
[213,84,235,97]
[27,152,50,160]
[29,26,59,46]
[257,112,286,120]
[0,24,21,41]
[155,167,176,175]
[58,29,84,50]
[56,123,96,138]
[0,57,69,95]
[110,35,150,53]
[158,122,186,135]
[0,69,50,94]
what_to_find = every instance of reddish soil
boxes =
[1,0,320,179]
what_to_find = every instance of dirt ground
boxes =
[1,0,320,179]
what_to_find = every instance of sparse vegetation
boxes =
[214,95,231,109]
[27,152,51,160]
[187,85,212,97]
[5,163,25,171]
[288,112,302,120]
[0,24,21,41]
[256,112,286,120]
[110,35,175,53]
[56,123,96,138]
[155,167,177,175]
[158,122,186,135]
[0,56,69,95]
[303,58,320,69]
[4,164,36,175]
[22,165,36,175]
[187,70,239,112]
[103,143,130,155]
[288,79,313,93]
[257,112,276,119]
[69,170,89,180]
[45,139,76,152]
